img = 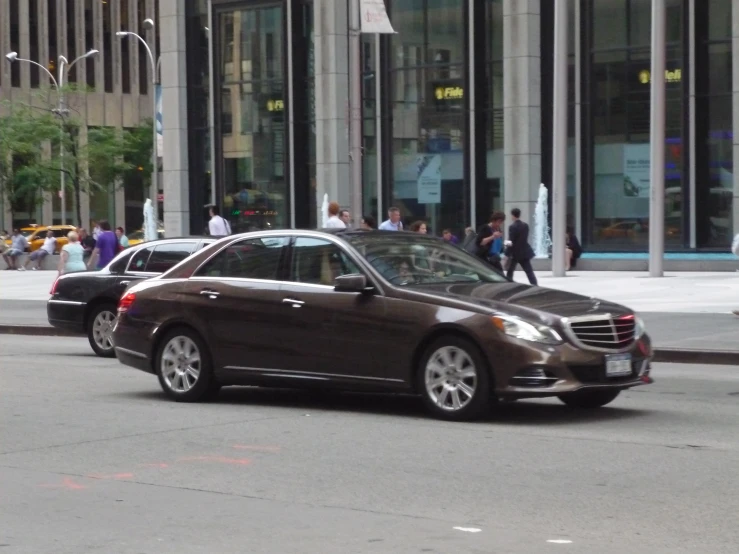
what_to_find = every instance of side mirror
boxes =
[334,273,370,293]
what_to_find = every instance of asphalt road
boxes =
[1,337,738,553]
[1,299,737,351]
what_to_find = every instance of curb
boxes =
[0,325,79,337]
[652,348,739,366]
[0,325,737,365]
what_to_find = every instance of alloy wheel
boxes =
[424,346,478,411]
[161,336,202,393]
[92,310,117,351]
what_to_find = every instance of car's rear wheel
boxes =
[156,327,217,402]
[87,304,118,358]
[558,390,620,409]
[417,336,491,421]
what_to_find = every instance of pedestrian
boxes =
[87,220,118,270]
[78,228,96,262]
[442,229,459,245]
[58,231,87,275]
[360,215,376,230]
[22,229,56,271]
[339,209,352,228]
[505,208,538,285]
[475,212,505,272]
[3,229,26,270]
[0,230,9,260]
[208,205,232,236]
[324,202,346,229]
[566,226,582,271]
[115,227,130,251]
[379,207,404,231]
[410,221,427,234]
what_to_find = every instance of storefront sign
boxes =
[435,86,463,100]
[623,144,650,198]
[267,99,284,112]
[417,154,442,204]
[360,0,396,34]
[638,68,682,84]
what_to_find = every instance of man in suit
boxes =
[506,208,538,285]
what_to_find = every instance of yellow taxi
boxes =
[4,225,40,247]
[23,225,77,253]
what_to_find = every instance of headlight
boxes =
[491,315,563,345]
[634,315,646,339]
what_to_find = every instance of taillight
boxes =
[50,277,60,296]
[118,292,136,313]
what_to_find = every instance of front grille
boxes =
[568,315,636,350]
[569,360,642,384]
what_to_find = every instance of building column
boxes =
[502,0,541,227]
[313,0,351,215]
[160,0,190,236]
[732,1,739,236]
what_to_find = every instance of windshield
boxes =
[345,232,508,286]
[20,229,36,237]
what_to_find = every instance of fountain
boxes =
[532,183,552,259]
[143,199,157,243]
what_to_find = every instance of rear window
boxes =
[145,243,196,273]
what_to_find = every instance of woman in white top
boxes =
[59,231,87,275]
[324,201,346,229]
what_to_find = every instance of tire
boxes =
[558,390,621,409]
[155,327,216,402]
[417,336,491,421]
[87,304,118,358]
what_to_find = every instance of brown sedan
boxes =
[112,229,653,421]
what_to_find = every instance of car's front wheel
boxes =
[417,336,491,421]
[558,390,621,409]
[156,327,217,402]
[87,304,118,358]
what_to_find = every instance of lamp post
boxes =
[117,18,158,225]
[5,49,98,226]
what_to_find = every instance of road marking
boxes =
[547,539,573,544]
[180,456,252,466]
[232,445,281,453]
[453,527,481,533]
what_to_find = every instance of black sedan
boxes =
[113,229,653,421]
[48,237,214,357]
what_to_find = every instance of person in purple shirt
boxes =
[87,220,119,270]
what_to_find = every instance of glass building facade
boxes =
[179,0,737,253]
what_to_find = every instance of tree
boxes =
[0,103,57,225]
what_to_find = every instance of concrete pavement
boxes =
[1,336,738,553]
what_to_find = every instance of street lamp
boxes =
[117,19,159,228]
[4,49,98,226]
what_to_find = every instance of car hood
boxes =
[405,281,632,322]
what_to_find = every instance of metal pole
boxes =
[58,60,66,226]
[467,0,476,230]
[374,33,382,221]
[551,0,569,277]
[649,0,666,277]
[286,0,297,229]
[348,0,363,226]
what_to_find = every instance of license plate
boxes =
[605,353,632,377]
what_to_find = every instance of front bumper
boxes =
[490,335,654,398]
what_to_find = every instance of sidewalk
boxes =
[0,270,737,358]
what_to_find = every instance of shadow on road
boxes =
[110,386,651,425]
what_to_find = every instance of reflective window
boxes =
[145,243,196,273]
[127,246,155,272]
[389,0,466,237]
[587,0,684,250]
[217,6,287,232]
[194,237,288,279]
[290,237,361,286]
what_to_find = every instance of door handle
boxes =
[282,298,304,307]
[200,289,220,298]
[119,280,130,287]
